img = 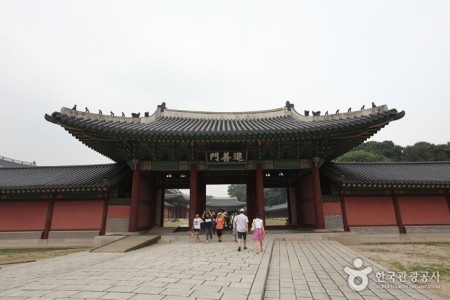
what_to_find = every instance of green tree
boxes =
[264,188,288,206]
[337,140,450,162]
[431,144,448,161]
[227,184,288,206]
[335,150,390,162]
[227,184,246,202]
[356,141,403,161]
[403,142,434,161]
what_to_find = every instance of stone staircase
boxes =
[90,235,160,253]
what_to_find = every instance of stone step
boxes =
[90,235,160,253]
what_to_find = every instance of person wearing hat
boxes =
[233,208,249,251]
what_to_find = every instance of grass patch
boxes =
[364,248,393,253]
[0,248,76,255]
[265,218,288,226]
[164,218,189,227]
[389,262,450,278]
[363,242,450,247]
[0,248,89,265]
[389,261,407,271]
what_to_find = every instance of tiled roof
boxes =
[265,203,288,212]
[45,104,404,140]
[0,163,129,193]
[165,193,190,204]
[322,162,450,188]
[206,196,246,208]
[45,103,405,163]
[0,156,36,168]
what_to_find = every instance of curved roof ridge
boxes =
[0,156,36,168]
[59,103,394,124]
[160,106,289,120]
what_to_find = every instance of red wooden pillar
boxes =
[42,197,55,239]
[340,193,349,231]
[312,161,325,229]
[189,164,198,228]
[255,163,265,222]
[197,174,206,215]
[295,176,303,228]
[392,191,406,234]
[286,187,292,225]
[158,188,165,227]
[446,192,450,211]
[129,164,141,232]
[247,172,256,222]
[148,181,156,228]
[100,197,108,235]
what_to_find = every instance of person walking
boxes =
[215,212,225,242]
[251,213,265,254]
[192,213,203,243]
[202,210,213,243]
[233,208,249,251]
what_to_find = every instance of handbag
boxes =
[251,220,255,232]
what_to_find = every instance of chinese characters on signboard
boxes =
[207,151,246,163]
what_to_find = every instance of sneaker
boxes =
[238,247,241,251]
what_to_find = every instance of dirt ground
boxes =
[0,248,89,268]
[350,243,450,299]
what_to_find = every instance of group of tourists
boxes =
[192,208,265,254]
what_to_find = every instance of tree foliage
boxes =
[336,150,390,162]
[227,184,288,206]
[264,188,288,206]
[336,141,450,162]
[227,184,246,202]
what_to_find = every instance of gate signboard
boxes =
[207,151,247,164]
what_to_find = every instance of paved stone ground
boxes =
[0,235,443,300]
[266,240,442,300]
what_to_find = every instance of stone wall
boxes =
[0,231,42,240]
[106,217,129,233]
[325,215,344,230]
[349,226,399,234]
[48,231,99,239]
[405,225,450,233]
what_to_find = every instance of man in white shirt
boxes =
[233,208,249,251]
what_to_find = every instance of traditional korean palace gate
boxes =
[45,102,405,231]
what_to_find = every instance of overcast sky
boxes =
[1,1,449,196]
